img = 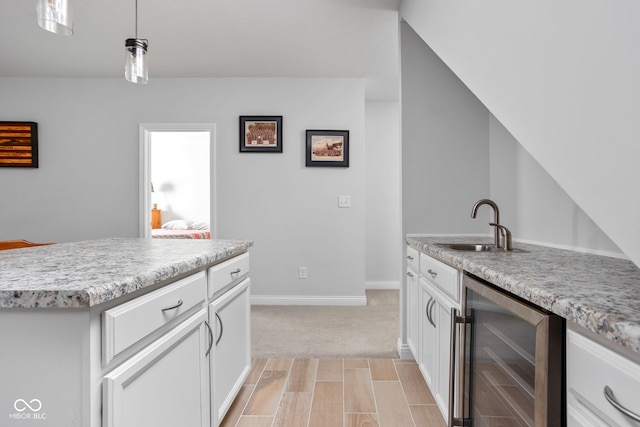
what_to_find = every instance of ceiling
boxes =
[1,0,401,100]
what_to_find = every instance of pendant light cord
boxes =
[134,0,138,38]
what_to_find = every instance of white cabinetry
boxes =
[103,310,210,427]
[102,271,210,427]
[405,245,461,424]
[419,252,459,422]
[208,254,251,427]
[567,329,640,426]
[406,246,420,357]
[419,279,437,386]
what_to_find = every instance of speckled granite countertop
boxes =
[0,238,253,309]
[407,235,640,356]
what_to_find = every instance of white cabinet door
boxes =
[407,267,420,359]
[420,279,436,387]
[209,278,251,426]
[103,309,210,427]
[435,298,452,420]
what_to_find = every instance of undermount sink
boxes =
[435,243,526,253]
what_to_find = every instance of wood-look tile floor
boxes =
[220,358,447,427]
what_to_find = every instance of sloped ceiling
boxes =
[0,0,400,100]
[401,0,640,267]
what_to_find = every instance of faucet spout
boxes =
[471,199,501,247]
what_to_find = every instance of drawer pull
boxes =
[407,255,414,261]
[604,386,640,422]
[230,268,242,276]
[161,299,183,312]
[204,320,214,357]
[407,271,414,278]
[215,312,224,345]
[427,269,438,278]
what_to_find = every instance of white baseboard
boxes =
[397,338,414,360]
[251,295,367,306]
[365,281,400,290]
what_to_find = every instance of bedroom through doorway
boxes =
[139,123,216,239]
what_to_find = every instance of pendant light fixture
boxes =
[36,0,73,36]
[125,0,149,84]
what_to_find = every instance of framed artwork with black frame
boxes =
[0,121,38,168]
[305,129,349,167]
[239,116,283,153]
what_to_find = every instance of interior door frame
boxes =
[139,123,216,238]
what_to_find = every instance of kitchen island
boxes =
[0,238,253,427]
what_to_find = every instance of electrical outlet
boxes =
[338,195,351,208]
[298,267,308,279]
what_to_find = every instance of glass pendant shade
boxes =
[36,0,73,36]
[125,38,149,84]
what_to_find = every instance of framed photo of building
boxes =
[239,116,283,153]
[305,130,349,167]
[0,122,38,168]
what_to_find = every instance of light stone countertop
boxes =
[0,238,253,309]
[406,235,640,356]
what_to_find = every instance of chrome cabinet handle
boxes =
[204,320,214,357]
[230,268,241,276]
[427,269,438,279]
[407,271,414,278]
[161,299,183,312]
[429,298,436,327]
[215,312,223,345]
[425,297,435,327]
[407,255,414,261]
[604,385,640,422]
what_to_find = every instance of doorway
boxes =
[139,123,216,238]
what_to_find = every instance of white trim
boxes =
[365,281,400,290]
[397,338,413,360]
[513,237,627,260]
[139,123,217,239]
[251,295,367,306]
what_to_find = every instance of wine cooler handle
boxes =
[449,307,471,427]
[448,307,458,427]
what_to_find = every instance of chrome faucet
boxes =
[471,199,501,248]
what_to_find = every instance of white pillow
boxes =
[162,220,189,230]
[189,221,210,230]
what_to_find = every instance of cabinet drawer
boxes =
[208,253,250,299]
[420,253,459,302]
[567,330,640,426]
[406,246,419,271]
[103,271,207,364]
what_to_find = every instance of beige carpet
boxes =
[251,290,399,359]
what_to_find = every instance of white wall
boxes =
[400,0,640,266]
[151,131,210,225]
[401,22,490,237]
[365,101,402,288]
[489,115,622,256]
[0,77,366,303]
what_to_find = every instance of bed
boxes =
[151,220,211,239]
[151,229,211,239]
